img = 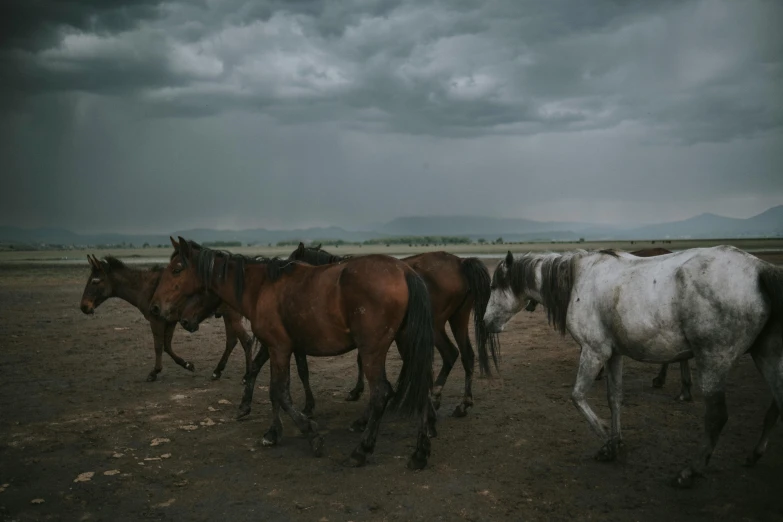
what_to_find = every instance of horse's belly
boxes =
[616,333,692,364]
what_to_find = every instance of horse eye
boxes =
[173,266,183,274]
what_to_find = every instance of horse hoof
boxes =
[345,390,362,402]
[185,362,195,372]
[211,372,221,381]
[652,377,665,389]
[310,436,324,457]
[236,404,252,420]
[345,450,367,467]
[349,420,367,433]
[146,373,158,382]
[451,405,469,418]
[407,454,427,471]
[427,424,438,439]
[261,429,279,447]
[594,442,617,462]
[261,437,277,447]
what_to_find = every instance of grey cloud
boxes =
[1,0,779,143]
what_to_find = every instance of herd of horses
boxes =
[79,238,783,488]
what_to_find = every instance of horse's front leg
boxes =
[596,352,624,462]
[163,322,194,373]
[271,348,323,457]
[652,363,668,388]
[147,321,165,382]
[571,344,611,454]
[237,343,270,419]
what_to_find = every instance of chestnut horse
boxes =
[80,255,254,382]
[149,238,435,469]
[285,243,500,417]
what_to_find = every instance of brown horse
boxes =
[524,247,693,400]
[285,243,500,417]
[149,238,435,469]
[80,255,254,382]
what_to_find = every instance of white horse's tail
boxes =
[760,264,783,336]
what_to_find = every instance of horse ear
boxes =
[316,243,322,250]
[177,237,190,257]
[505,251,514,267]
[297,242,305,252]
[170,236,179,249]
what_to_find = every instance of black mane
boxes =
[178,240,295,303]
[290,244,350,266]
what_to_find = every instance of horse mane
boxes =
[178,240,295,303]
[294,245,351,266]
[102,255,163,274]
[497,251,588,336]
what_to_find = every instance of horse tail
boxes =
[760,263,783,340]
[389,271,434,417]
[461,257,501,376]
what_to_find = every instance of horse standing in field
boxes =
[524,247,694,400]
[286,242,500,417]
[484,246,782,487]
[80,255,255,382]
[149,238,435,469]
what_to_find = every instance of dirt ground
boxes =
[0,258,781,522]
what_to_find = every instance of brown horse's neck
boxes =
[109,265,161,313]
[203,256,264,320]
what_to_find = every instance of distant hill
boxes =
[1,205,780,247]
[620,205,783,239]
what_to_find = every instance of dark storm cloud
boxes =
[0,0,780,233]
[2,0,781,142]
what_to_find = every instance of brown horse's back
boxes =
[403,252,469,323]
[268,255,413,355]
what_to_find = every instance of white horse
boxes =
[484,246,782,488]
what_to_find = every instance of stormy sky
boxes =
[0,0,781,234]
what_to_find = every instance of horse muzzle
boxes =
[180,318,199,333]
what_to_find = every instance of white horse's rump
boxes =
[485,246,783,488]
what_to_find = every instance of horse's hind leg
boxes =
[596,352,624,462]
[672,353,734,489]
[346,353,365,402]
[449,308,475,418]
[432,326,459,412]
[652,364,668,388]
[346,354,394,467]
[745,400,779,467]
[163,323,194,372]
[676,360,693,402]
[746,322,783,466]
[237,343,271,419]
[571,344,611,443]
[293,351,316,418]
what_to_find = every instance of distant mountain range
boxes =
[1,205,781,247]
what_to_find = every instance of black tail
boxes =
[389,272,435,417]
[461,257,501,376]
[760,264,783,343]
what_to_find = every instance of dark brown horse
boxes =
[285,243,500,417]
[524,247,693,400]
[149,238,435,469]
[80,255,254,382]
